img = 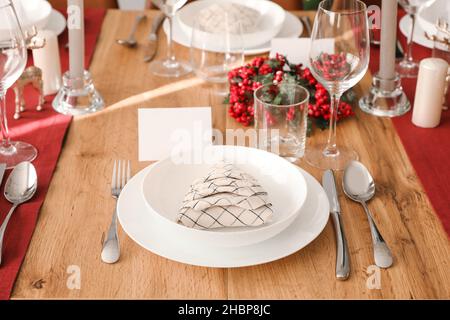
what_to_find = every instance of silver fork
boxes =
[101,160,131,264]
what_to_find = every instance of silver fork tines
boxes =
[102,159,131,264]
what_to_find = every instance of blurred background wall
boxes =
[48,0,382,11]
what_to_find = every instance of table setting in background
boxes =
[0,0,449,300]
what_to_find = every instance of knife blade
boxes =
[0,164,6,186]
[322,170,350,281]
[144,13,165,63]
[300,16,312,37]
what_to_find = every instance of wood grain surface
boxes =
[11,10,450,299]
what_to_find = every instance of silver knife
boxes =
[0,164,6,186]
[322,170,350,281]
[300,16,312,37]
[144,13,165,63]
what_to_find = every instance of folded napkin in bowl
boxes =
[177,163,273,230]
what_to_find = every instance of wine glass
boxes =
[305,0,370,170]
[0,0,37,168]
[150,0,192,77]
[397,0,436,78]
[190,14,245,95]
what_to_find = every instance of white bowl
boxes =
[141,146,308,248]
[176,0,286,50]
[0,0,52,40]
[417,0,450,37]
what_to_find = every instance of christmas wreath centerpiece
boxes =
[226,54,355,131]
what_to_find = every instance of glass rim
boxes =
[318,0,367,16]
[254,83,310,108]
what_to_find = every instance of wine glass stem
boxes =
[324,93,341,157]
[166,15,176,64]
[0,90,11,150]
[405,13,416,63]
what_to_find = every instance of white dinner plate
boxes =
[45,9,67,36]
[141,146,308,247]
[164,11,303,55]
[399,15,434,49]
[177,0,286,49]
[0,0,51,40]
[417,0,450,38]
[117,164,329,268]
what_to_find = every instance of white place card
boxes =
[138,107,212,161]
[270,38,335,67]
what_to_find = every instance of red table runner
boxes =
[369,10,450,237]
[0,9,106,300]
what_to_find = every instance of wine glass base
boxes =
[149,59,192,78]
[0,141,38,169]
[396,60,419,78]
[304,144,358,171]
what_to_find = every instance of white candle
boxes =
[67,0,85,79]
[32,30,62,96]
[412,58,449,128]
[379,0,397,80]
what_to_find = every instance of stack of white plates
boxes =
[0,0,66,41]
[117,146,330,268]
[165,0,304,55]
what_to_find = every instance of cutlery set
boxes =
[116,12,165,63]
[323,161,393,281]
[0,162,37,266]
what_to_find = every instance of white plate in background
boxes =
[0,0,52,40]
[177,0,286,49]
[417,0,450,38]
[165,11,303,55]
[399,15,435,49]
[45,9,67,36]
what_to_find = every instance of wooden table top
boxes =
[11,10,450,299]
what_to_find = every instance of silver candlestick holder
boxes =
[359,73,411,117]
[52,70,104,116]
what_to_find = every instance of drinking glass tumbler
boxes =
[190,16,245,95]
[254,83,310,162]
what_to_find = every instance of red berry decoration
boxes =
[226,54,355,132]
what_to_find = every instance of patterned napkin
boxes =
[177,163,273,230]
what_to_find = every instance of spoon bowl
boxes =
[342,161,375,203]
[116,39,138,47]
[4,162,38,204]
[0,162,38,266]
[343,161,393,269]
[116,14,146,48]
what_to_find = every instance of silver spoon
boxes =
[343,161,393,269]
[0,162,37,266]
[116,14,147,47]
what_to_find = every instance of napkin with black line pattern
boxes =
[177,163,273,230]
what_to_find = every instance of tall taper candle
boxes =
[67,0,84,79]
[379,0,397,80]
